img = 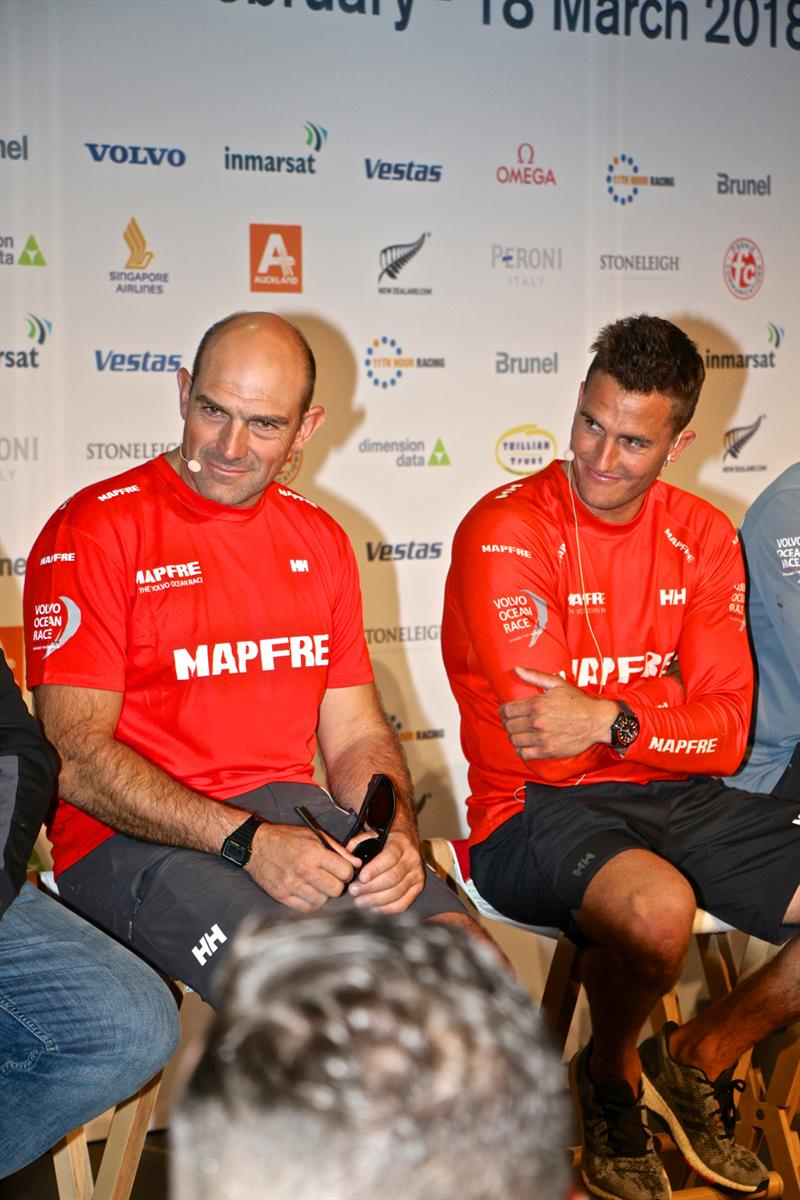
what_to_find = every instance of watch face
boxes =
[611,713,639,748]
[222,838,249,867]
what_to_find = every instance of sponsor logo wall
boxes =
[1,0,797,838]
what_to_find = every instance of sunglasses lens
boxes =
[365,780,395,834]
[353,836,385,865]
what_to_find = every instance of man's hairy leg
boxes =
[669,904,800,1080]
[574,849,696,1090]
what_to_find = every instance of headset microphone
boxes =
[564,447,575,462]
[179,445,202,474]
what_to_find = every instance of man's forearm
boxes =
[324,727,419,844]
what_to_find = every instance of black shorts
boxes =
[472,750,800,947]
[57,782,467,1004]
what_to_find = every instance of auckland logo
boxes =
[605,151,674,206]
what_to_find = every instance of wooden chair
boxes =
[424,837,788,1199]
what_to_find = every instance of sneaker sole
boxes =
[641,1073,762,1194]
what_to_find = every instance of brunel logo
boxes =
[85,143,186,166]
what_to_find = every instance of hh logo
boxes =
[250,224,302,292]
[290,559,309,573]
[191,923,227,966]
[660,588,686,606]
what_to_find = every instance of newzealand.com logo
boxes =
[378,233,431,295]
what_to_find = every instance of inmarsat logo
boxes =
[250,225,302,292]
[723,238,764,300]
[605,151,674,206]
[0,313,52,369]
[225,120,328,175]
[378,233,431,295]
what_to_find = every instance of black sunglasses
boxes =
[295,773,396,868]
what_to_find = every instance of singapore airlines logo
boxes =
[123,217,154,269]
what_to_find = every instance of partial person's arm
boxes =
[316,682,424,914]
[0,652,58,918]
[744,486,800,687]
[33,684,360,912]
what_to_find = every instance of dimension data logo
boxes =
[491,243,563,288]
[357,436,451,468]
[605,151,674,206]
[250,225,302,292]
[496,142,556,187]
[0,313,52,369]
[364,336,445,389]
[364,157,442,183]
[722,414,767,474]
[225,119,327,176]
[84,142,186,167]
[108,219,169,295]
[378,233,431,295]
[723,237,764,300]
[495,425,557,475]
[0,233,46,267]
[705,324,784,371]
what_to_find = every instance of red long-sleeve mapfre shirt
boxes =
[442,462,752,847]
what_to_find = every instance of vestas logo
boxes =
[84,143,186,167]
[95,350,182,373]
[365,158,442,183]
[366,541,442,561]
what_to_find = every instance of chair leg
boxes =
[92,1071,165,1200]
[52,1127,93,1200]
[540,937,581,1053]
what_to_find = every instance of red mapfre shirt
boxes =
[24,456,374,873]
[442,462,752,846]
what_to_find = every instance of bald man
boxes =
[24,312,471,1003]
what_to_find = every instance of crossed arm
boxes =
[34,680,423,915]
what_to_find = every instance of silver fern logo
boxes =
[723,414,765,461]
[377,233,431,295]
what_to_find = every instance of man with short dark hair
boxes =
[24,312,471,1007]
[170,911,574,1200]
[442,314,800,1200]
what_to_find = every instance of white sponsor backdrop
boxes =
[1,0,798,838]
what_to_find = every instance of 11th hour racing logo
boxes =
[109,218,169,295]
[605,151,674,206]
[378,233,431,295]
[363,335,444,389]
[0,313,52,369]
[225,120,327,176]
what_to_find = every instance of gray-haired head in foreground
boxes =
[170,911,573,1200]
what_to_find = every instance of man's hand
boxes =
[500,667,620,760]
[247,823,361,913]
[346,829,425,914]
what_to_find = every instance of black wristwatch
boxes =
[221,815,263,867]
[610,701,640,751]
